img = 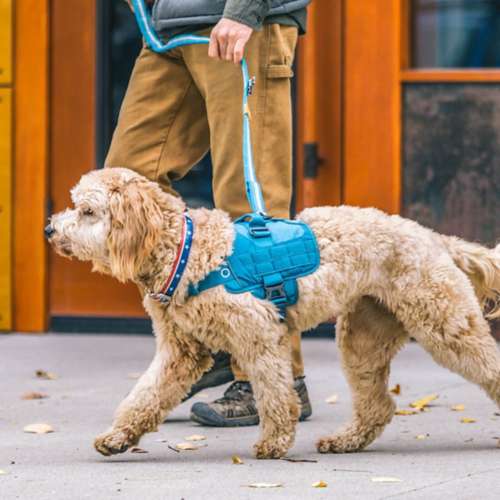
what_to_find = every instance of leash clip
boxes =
[149,292,172,304]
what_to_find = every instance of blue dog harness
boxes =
[133,0,320,317]
[189,214,320,318]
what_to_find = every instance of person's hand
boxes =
[209,19,253,64]
[125,0,154,12]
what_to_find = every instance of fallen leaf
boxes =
[395,409,418,416]
[451,404,465,412]
[35,370,57,380]
[415,434,429,440]
[281,457,318,463]
[155,438,168,443]
[23,423,54,434]
[460,417,476,424]
[371,477,402,483]
[247,483,283,489]
[390,384,401,395]
[21,392,48,400]
[130,447,148,454]
[312,480,328,488]
[167,445,180,453]
[325,394,339,404]
[410,394,438,411]
[176,442,201,451]
[127,372,142,380]
[184,434,206,442]
[232,455,243,465]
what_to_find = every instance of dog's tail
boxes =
[442,236,500,319]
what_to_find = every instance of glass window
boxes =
[96,0,214,208]
[403,83,500,245]
[412,0,500,68]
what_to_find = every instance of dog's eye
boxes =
[82,208,94,217]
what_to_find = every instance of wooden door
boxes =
[49,0,144,321]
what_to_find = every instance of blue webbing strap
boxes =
[131,0,267,216]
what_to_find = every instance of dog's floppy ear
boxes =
[107,176,166,282]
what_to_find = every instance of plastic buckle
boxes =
[265,283,287,302]
[249,225,271,238]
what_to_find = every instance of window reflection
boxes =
[412,0,500,68]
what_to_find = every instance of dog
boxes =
[46,167,500,459]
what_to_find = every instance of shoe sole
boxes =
[190,402,313,428]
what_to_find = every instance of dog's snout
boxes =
[44,224,55,239]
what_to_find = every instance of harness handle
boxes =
[131,0,268,216]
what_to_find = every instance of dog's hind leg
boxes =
[94,329,212,456]
[317,297,409,453]
[230,323,300,459]
[400,271,500,410]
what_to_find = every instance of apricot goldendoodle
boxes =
[47,167,500,459]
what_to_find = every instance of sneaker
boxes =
[190,377,312,427]
[182,351,234,402]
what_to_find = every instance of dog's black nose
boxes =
[44,224,55,239]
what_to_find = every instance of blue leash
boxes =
[131,0,267,215]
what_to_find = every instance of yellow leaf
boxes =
[232,455,243,465]
[247,483,283,489]
[410,394,438,411]
[23,423,54,434]
[21,391,48,400]
[325,394,339,404]
[176,442,200,451]
[312,480,328,488]
[35,370,57,380]
[415,434,428,440]
[451,404,465,412]
[184,434,206,442]
[371,477,402,483]
[395,409,418,416]
[390,384,401,395]
[460,417,476,424]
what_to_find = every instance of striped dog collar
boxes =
[149,214,194,304]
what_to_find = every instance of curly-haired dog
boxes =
[47,167,500,458]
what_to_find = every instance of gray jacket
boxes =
[152,0,311,32]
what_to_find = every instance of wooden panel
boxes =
[402,69,500,82]
[0,0,12,84]
[14,0,49,332]
[50,0,144,317]
[0,89,11,330]
[296,0,342,210]
[343,0,402,213]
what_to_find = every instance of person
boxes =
[106,0,312,427]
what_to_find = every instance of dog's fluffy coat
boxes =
[48,167,500,458]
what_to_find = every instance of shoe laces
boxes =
[216,381,253,402]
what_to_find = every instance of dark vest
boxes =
[152,0,311,32]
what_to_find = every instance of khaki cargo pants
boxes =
[105,24,304,380]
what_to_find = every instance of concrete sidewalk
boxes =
[1,334,499,500]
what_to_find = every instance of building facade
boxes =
[1,0,499,333]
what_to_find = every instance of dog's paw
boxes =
[316,434,363,454]
[253,439,289,459]
[94,428,138,456]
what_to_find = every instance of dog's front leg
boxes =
[94,330,212,456]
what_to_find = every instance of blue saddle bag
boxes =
[189,214,320,318]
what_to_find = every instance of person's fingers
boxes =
[233,38,246,64]
[226,32,237,62]
[218,28,229,60]
[208,30,221,59]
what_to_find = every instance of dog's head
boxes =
[46,168,185,282]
